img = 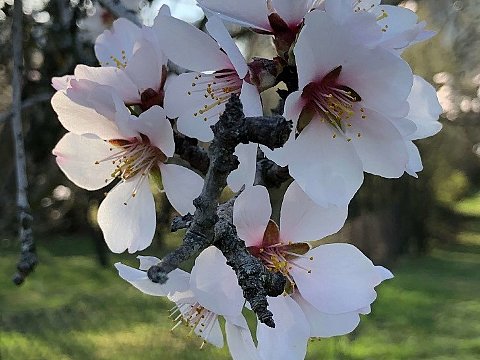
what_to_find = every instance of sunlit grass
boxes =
[1,234,480,360]
[454,192,480,217]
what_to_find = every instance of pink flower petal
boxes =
[52,133,115,190]
[233,185,272,248]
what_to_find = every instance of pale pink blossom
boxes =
[197,0,321,33]
[321,0,435,54]
[159,14,262,191]
[234,184,392,359]
[52,81,203,253]
[54,16,168,111]
[265,9,418,206]
[116,247,260,359]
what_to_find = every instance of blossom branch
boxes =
[11,0,37,285]
[148,95,291,326]
[96,0,141,26]
[174,133,209,175]
[214,196,286,328]
[255,158,291,188]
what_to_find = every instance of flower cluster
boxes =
[51,1,442,359]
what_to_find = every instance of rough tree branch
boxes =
[148,95,292,327]
[97,0,141,26]
[11,0,37,285]
[214,196,286,328]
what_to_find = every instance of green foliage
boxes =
[434,170,470,205]
[1,235,480,360]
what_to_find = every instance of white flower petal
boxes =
[376,265,394,282]
[300,10,413,117]
[136,255,160,270]
[97,176,156,253]
[283,90,305,127]
[291,243,391,314]
[51,90,123,140]
[405,141,423,177]
[227,143,258,192]
[272,0,315,27]
[159,163,203,216]
[407,75,443,140]
[115,262,190,296]
[196,316,224,348]
[261,91,299,167]
[375,5,434,51]
[225,320,261,360]
[52,133,115,190]
[240,81,263,117]
[288,120,364,207]
[206,15,248,78]
[125,40,165,93]
[233,185,272,248]
[198,0,271,32]
[345,107,408,178]
[293,293,361,338]
[73,64,139,104]
[52,75,73,91]
[155,15,230,72]
[95,18,141,66]
[164,72,218,142]
[177,112,216,142]
[190,246,245,317]
[257,295,309,360]
[279,181,348,244]
[130,106,175,157]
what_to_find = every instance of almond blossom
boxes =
[116,247,260,360]
[264,9,424,206]
[321,0,435,54]
[53,15,168,111]
[198,0,433,55]
[158,14,262,191]
[159,14,262,142]
[52,81,203,253]
[234,184,393,359]
[197,0,320,34]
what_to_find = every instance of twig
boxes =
[11,0,37,285]
[97,0,141,26]
[255,157,291,188]
[148,95,291,327]
[173,114,292,174]
[214,197,286,328]
[174,133,209,175]
[0,92,53,125]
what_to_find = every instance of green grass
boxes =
[454,192,480,217]
[1,234,480,360]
